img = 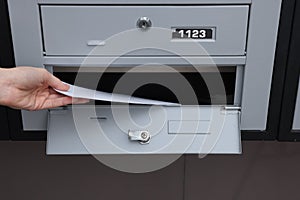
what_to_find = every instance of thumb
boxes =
[47,74,70,91]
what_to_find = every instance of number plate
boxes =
[172,28,214,39]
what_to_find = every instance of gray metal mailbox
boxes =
[7,0,282,154]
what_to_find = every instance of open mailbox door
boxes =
[47,105,241,154]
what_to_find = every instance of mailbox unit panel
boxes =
[47,106,241,154]
[41,5,249,56]
[6,0,282,152]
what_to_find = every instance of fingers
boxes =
[48,87,65,96]
[72,98,90,104]
[49,88,59,95]
[42,97,90,109]
[45,72,70,91]
[42,96,72,109]
[48,93,67,100]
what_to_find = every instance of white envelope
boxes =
[55,83,180,106]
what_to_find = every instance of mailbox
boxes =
[7,0,282,154]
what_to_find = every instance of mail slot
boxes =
[53,66,237,105]
[7,0,282,155]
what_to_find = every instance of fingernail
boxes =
[64,83,70,90]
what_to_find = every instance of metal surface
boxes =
[43,56,247,66]
[21,110,48,131]
[136,17,152,30]
[47,105,241,154]
[234,65,244,106]
[241,0,282,130]
[7,0,46,131]
[7,0,282,134]
[168,120,210,134]
[293,77,300,130]
[38,0,251,3]
[40,5,248,56]
[128,130,151,144]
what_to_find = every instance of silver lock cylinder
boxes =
[128,130,151,144]
[136,17,152,30]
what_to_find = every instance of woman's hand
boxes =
[0,67,88,110]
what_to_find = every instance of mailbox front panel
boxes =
[41,5,249,56]
[47,106,241,154]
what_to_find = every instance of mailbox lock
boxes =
[136,17,152,30]
[128,130,151,144]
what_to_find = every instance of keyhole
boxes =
[141,22,147,28]
[137,17,152,30]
